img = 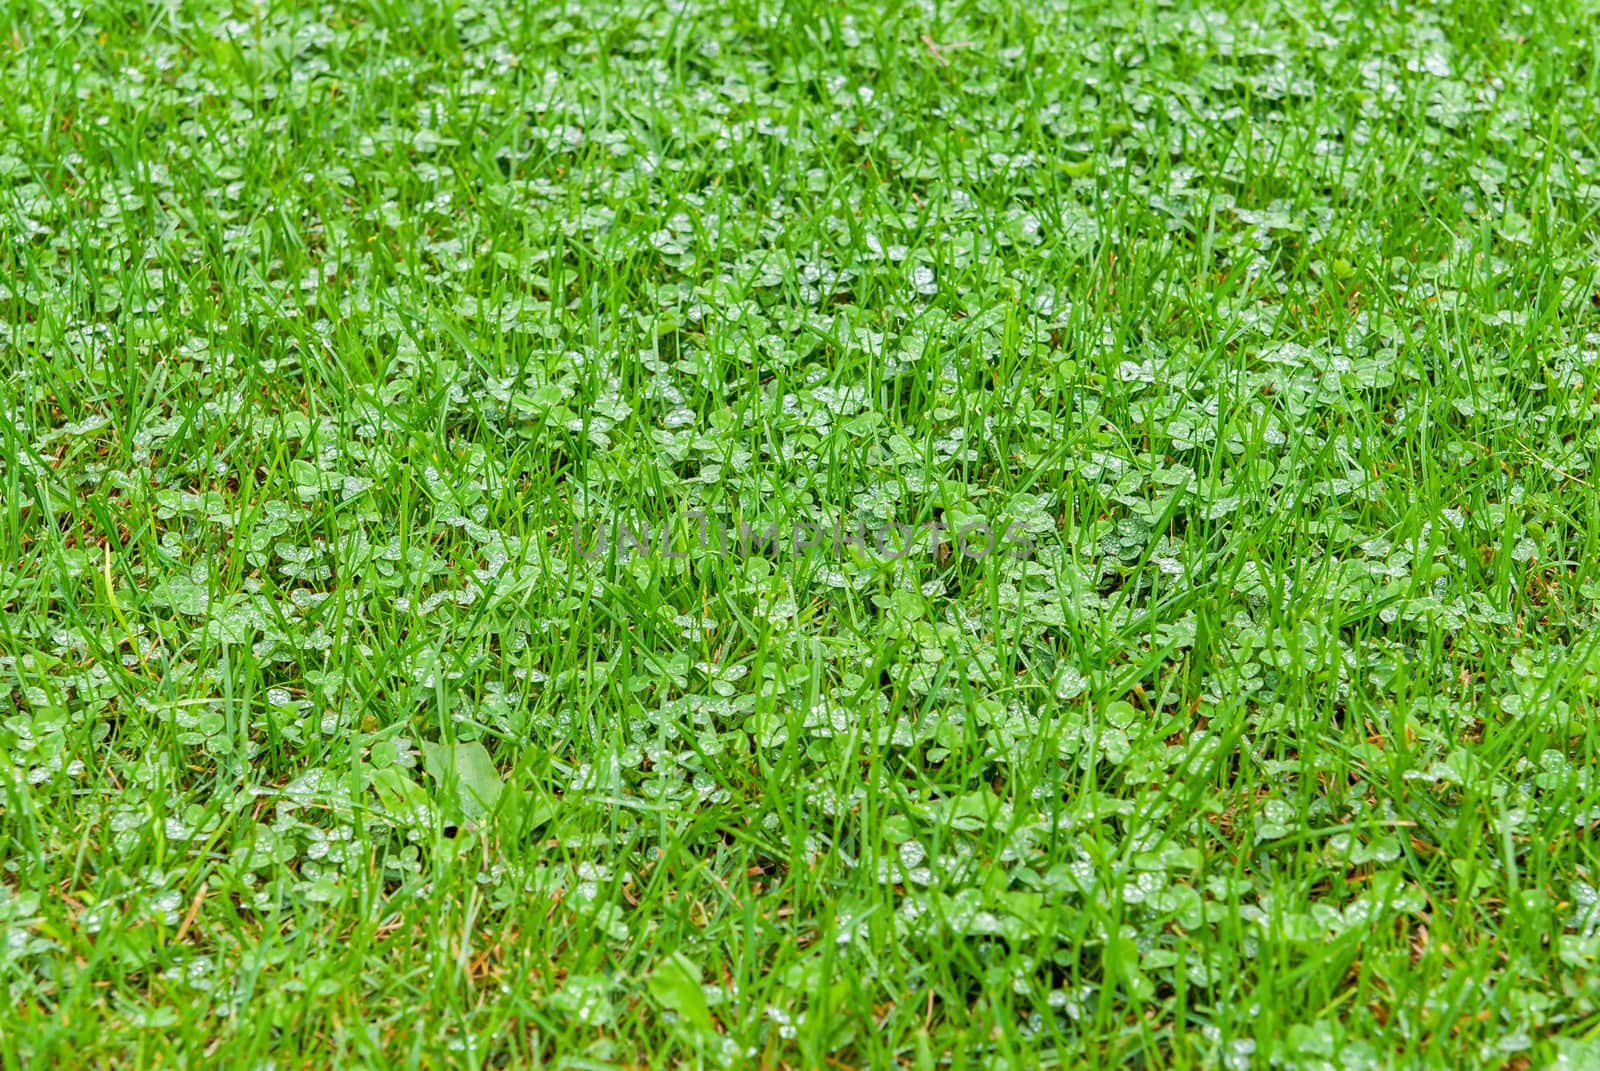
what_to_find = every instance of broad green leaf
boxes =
[370,766,432,827]
[646,952,714,1035]
[420,741,505,821]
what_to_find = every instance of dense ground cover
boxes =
[5,0,1600,1066]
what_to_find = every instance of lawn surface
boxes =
[5,0,1600,1067]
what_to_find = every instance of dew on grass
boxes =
[5,1,1597,1056]
[898,840,926,868]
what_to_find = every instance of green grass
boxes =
[5,0,1600,1066]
